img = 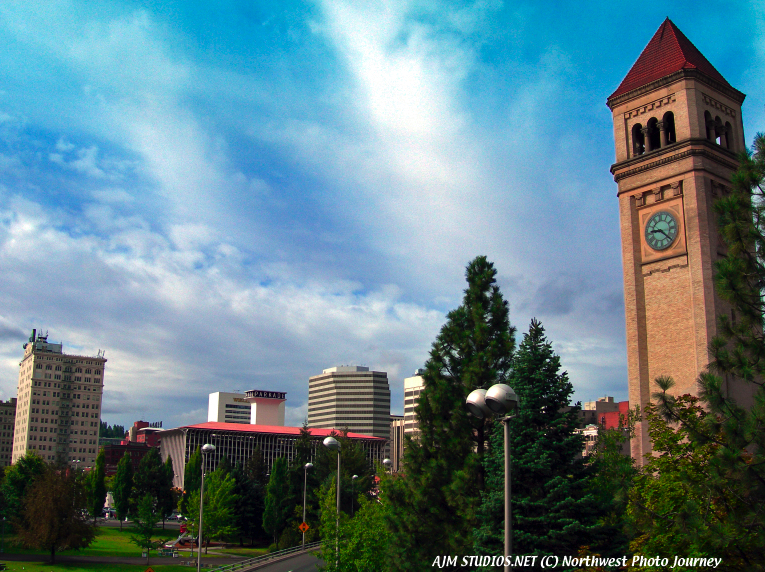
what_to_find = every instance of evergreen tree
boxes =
[233,449,268,546]
[88,448,107,525]
[180,446,202,515]
[157,456,175,528]
[216,454,232,478]
[133,448,164,505]
[646,133,765,568]
[112,451,133,530]
[262,457,290,545]
[386,256,516,570]
[313,430,373,516]
[99,421,127,439]
[474,319,601,568]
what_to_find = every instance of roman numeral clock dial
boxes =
[644,211,679,251]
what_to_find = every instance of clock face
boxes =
[645,211,679,251]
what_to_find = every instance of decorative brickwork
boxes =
[607,20,747,464]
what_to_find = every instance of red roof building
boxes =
[160,422,387,489]
[609,18,734,101]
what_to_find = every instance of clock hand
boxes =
[649,228,672,239]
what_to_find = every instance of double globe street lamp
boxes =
[302,462,314,549]
[466,384,519,572]
[197,443,216,572]
[322,436,341,566]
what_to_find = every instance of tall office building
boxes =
[0,398,16,466]
[13,330,106,466]
[403,371,425,439]
[307,366,390,439]
[389,415,404,472]
[208,392,252,424]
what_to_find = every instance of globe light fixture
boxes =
[198,443,216,572]
[323,436,341,565]
[466,384,519,572]
[302,462,314,549]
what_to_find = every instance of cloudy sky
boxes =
[0,1,763,430]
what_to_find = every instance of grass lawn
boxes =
[3,526,182,558]
[0,564,195,572]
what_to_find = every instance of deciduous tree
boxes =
[0,451,46,521]
[645,133,765,569]
[185,465,238,553]
[129,493,171,564]
[15,466,95,563]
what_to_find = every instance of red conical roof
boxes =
[610,18,731,99]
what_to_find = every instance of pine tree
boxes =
[112,451,133,530]
[262,457,290,546]
[474,319,601,569]
[133,448,164,505]
[88,448,107,525]
[157,456,176,528]
[386,256,516,570]
[180,446,202,515]
[648,133,765,568]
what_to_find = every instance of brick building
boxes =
[607,19,752,461]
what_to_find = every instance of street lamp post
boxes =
[197,443,216,572]
[351,475,358,517]
[322,436,340,566]
[466,384,519,572]
[382,458,392,473]
[302,462,313,549]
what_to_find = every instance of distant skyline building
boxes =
[307,366,391,439]
[161,421,386,489]
[389,415,404,472]
[403,371,425,439]
[208,392,252,425]
[208,390,286,426]
[13,329,106,466]
[0,398,16,467]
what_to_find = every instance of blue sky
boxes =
[0,1,763,429]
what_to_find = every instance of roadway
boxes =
[252,552,321,572]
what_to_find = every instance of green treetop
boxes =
[386,256,516,570]
[475,319,604,569]
[112,451,134,529]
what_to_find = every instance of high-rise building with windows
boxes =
[13,330,106,466]
[403,371,425,439]
[307,366,390,439]
[0,398,16,466]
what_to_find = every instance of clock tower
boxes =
[606,19,747,461]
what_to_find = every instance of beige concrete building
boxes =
[208,392,252,424]
[403,371,425,439]
[0,398,16,467]
[13,330,106,466]
[307,366,390,439]
[607,19,750,462]
[389,414,404,472]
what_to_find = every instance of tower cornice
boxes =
[607,69,745,110]
[610,138,739,186]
